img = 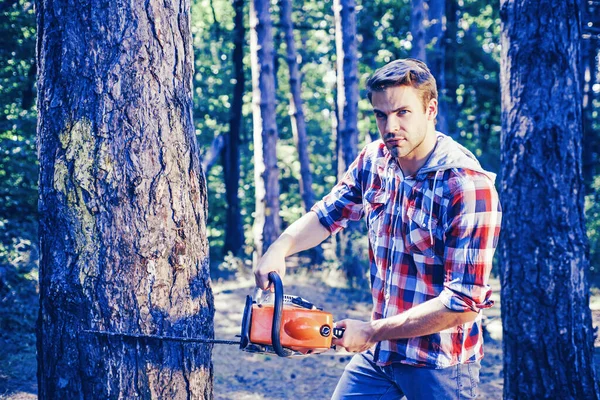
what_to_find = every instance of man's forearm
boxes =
[267,211,330,257]
[370,298,478,342]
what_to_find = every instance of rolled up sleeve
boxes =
[439,173,502,313]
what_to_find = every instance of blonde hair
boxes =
[366,59,438,111]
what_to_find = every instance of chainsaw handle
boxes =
[333,327,345,339]
[267,272,290,357]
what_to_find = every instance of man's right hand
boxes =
[253,244,287,290]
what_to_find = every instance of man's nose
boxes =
[385,115,400,134]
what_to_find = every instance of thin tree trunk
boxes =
[358,1,378,143]
[21,61,36,111]
[223,0,246,256]
[581,0,599,189]
[500,0,599,398]
[426,0,448,134]
[334,0,359,178]
[279,0,315,212]
[36,0,214,398]
[250,0,281,257]
[203,134,225,173]
[334,0,363,285]
[410,0,427,61]
[444,0,458,137]
[358,2,377,71]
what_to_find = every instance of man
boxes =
[254,59,502,399]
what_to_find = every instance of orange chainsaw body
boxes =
[249,304,334,355]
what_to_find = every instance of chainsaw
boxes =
[85,272,344,357]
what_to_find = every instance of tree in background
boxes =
[410,0,427,61]
[582,0,600,281]
[443,0,458,138]
[0,0,37,260]
[500,0,599,397]
[426,0,448,134]
[36,0,214,396]
[333,0,364,284]
[222,0,246,257]
[582,0,600,188]
[250,0,281,258]
[279,0,315,213]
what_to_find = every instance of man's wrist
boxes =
[369,319,384,342]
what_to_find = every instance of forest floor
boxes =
[1,265,600,399]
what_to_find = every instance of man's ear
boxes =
[427,99,438,121]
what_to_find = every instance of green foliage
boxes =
[0,0,599,288]
[0,0,38,270]
[453,1,501,173]
[586,176,600,284]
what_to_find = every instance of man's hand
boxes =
[253,245,287,290]
[332,319,377,353]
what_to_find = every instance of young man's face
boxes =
[371,85,437,162]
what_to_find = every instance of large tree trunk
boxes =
[36,0,214,398]
[250,0,281,258]
[223,0,246,256]
[279,0,315,213]
[410,0,427,61]
[334,0,363,285]
[499,0,599,398]
[426,0,448,134]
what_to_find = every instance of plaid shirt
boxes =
[312,138,502,368]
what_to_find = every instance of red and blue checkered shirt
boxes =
[312,135,502,368]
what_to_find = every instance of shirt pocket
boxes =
[406,206,438,258]
[364,187,388,244]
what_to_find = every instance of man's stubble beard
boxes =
[389,125,428,163]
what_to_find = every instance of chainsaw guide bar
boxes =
[85,272,344,358]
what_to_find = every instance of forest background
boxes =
[1,0,600,397]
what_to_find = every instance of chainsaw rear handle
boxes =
[267,271,289,357]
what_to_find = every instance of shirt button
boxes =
[385,293,390,300]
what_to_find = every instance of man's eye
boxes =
[398,110,408,115]
[375,113,386,119]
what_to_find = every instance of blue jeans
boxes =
[331,350,481,400]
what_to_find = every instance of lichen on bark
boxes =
[54,118,101,287]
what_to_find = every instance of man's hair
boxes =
[366,59,438,111]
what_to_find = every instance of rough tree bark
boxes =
[250,0,281,257]
[223,0,246,256]
[410,0,427,61]
[36,0,214,398]
[426,0,448,134]
[279,0,315,212]
[334,0,363,285]
[500,0,599,398]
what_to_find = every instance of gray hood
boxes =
[415,132,496,244]
[418,132,496,183]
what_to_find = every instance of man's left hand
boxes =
[332,319,377,353]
